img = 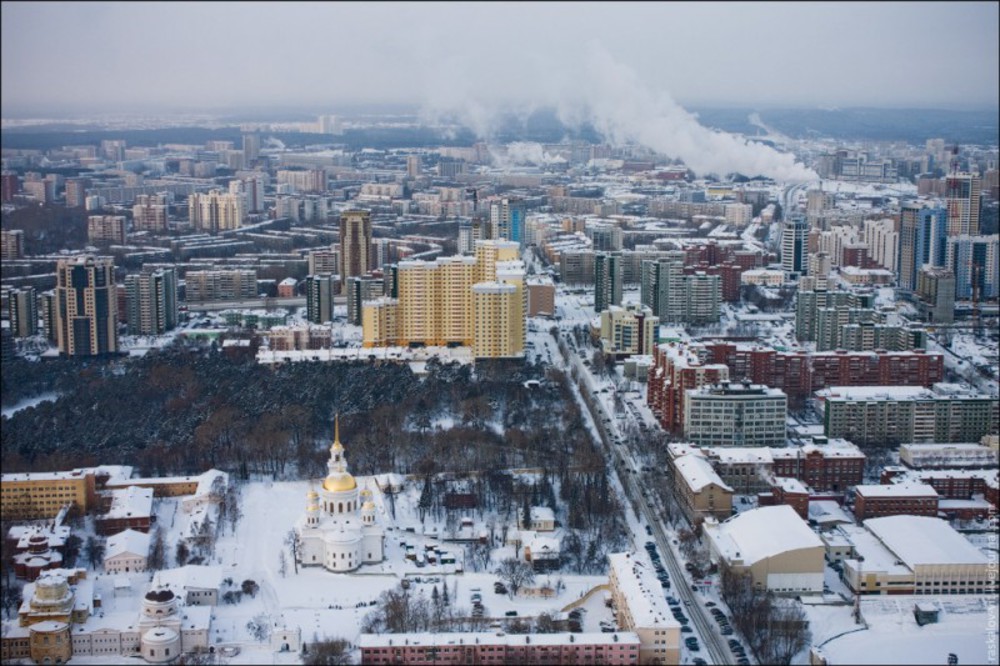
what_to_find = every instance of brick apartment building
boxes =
[770,441,866,492]
[359,632,642,665]
[702,342,943,406]
[647,342,728,432]
[881,468,998,520]
[759,477,812,519]
[853,483,939,521]
[668,439,865,495]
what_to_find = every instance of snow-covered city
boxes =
[2,3,999,666]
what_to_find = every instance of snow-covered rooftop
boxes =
[359,631,641,648]
[773,476,809,494]
[708,505,822,566]
[815,386,933,401]
[818,384,996,402]
[707,447,773,465]
[854,483,938,498]
[863,516,990,568]
[152,564,223,592]
[530,506,555,523]
[607,552,679,629]
[105,485,154,519]
[674,453,733,493]
[105,529,151,559]
[808,500,854,526]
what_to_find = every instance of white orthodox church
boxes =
[296,418,385,572]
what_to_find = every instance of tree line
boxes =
[2,338,592,484]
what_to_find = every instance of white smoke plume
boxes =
[492,142,568,169]
[420,42,817,183]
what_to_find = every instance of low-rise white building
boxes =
[104,530,151,575]
[151,565,223,607]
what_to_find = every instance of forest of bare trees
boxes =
[720,568,812,665]
[1,337,598,486]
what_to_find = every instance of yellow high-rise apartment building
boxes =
[362,240,525,358]
[362,297,400,347]
[474,239,520,283]
[473,282,522,358]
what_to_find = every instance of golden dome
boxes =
[362,500,376,511]
[307,489,319,499]
[323,473,357,492]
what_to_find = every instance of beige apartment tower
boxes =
[473,282,522,358]
[339,210,372,292]
[54,255,118,357]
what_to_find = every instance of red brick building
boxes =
[759,477,811,519]
[702,342,943,406]
[880,468,998,517]
[853,483,939,521]
[671,439,866,495]
[648,343,728,432]
[95,486,154,536]
[770,442,866,492]
[684,262,744,302]
[359,632,642,665]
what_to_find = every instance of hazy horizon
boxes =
[2,2,998,118]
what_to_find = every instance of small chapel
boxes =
[295,417,385,572]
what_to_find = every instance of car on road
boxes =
[681,625,693,633]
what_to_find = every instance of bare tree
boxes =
[147,527,166,570]
[0,583,22,620]
[535,612,558,633]
[468,541,492,572]
[285,530,300,575]
[764,601,812,665]
[362,585,435,634]
[495,558,535,598]
[307,637,352,665]
[241,579,260,598]
[84,536,105,570]
[246,613,271,642]
[278,551,288,578]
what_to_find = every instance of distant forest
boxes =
[3,107,996,150]
[0,126,481,152]
[1,339,599,483]
[693,107,999,146]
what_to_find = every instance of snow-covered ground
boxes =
[1,391,61,418]
[812,595,998,666]
[144,476,615,655]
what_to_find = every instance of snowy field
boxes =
[148,477,614,654]
[811,595,998,666]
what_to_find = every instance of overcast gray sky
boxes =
[2,1,997,116]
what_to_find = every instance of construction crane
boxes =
[947,144,961,174]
